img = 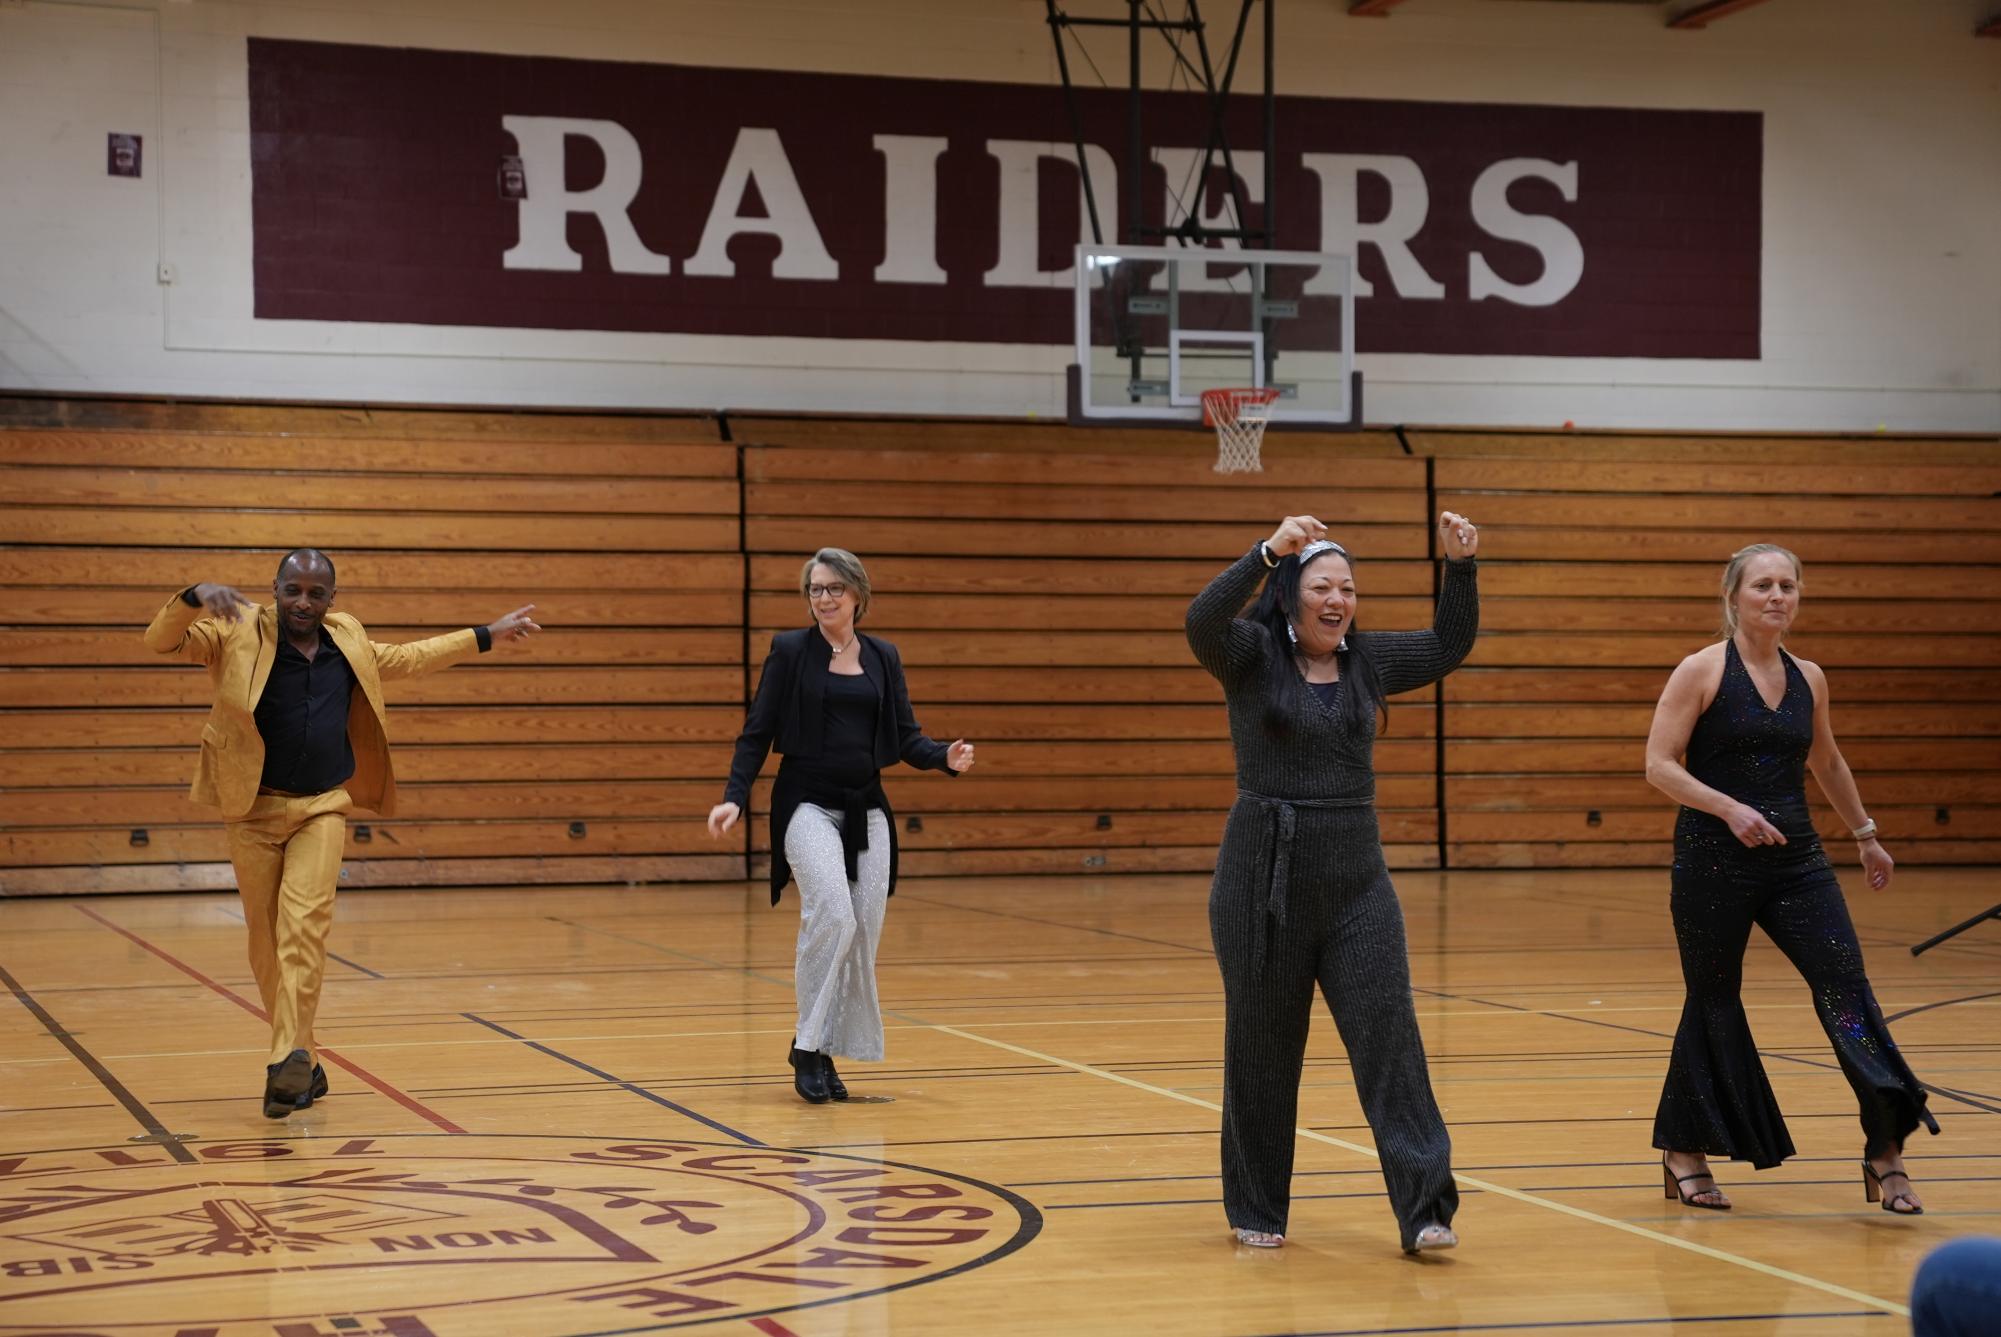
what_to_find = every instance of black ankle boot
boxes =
[789,1045,830,1103]
[821,1052,849,1101]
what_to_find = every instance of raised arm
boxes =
[1368,557,1481,695]
[371,605,537,681]
[1184,549,1269,682]
[1800,657,1892,889]
[1348,511,1484,694]
[1643,649,1787,849]
[143,584,251,665]
[1187,516,1327,682]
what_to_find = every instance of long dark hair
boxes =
[1246,545,1388,737]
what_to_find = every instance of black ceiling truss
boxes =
[1042,0,1277,249]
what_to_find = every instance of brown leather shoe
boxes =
[262,1049,313,1119]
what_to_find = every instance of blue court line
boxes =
[460,1012,763,1147]
[326,950,385,979]
[1239,1312,1892,1336]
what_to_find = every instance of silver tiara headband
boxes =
[1297,539,1348,563]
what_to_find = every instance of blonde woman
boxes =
[1645,544,1937,1214]
[709,548,974,1103]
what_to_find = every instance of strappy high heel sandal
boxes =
[1232,1227,1283,1248]
[1662,1156,1731,1211]
[1862,1160,1923,1215]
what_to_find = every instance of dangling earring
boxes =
[1285,622,1298,646]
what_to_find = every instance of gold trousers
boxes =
[224,788,351,1065]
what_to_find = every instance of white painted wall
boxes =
[1,0,1996,431]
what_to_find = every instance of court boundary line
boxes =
[925,1022,1912,1318]
[461,1011,765,1146]
[0,960,199,1164]
[73,903,468,1135]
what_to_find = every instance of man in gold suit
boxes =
[145,548,538,1117]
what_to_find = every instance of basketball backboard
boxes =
[1070,243,1359,427]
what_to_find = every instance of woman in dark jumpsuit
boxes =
[1645,543,1936,1213]
[1187,511,1480,1252]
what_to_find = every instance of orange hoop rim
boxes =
[1201,386,1282,426]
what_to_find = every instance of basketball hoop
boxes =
[1202,387,1281,474]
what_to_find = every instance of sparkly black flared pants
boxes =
[1210,804,1457,1246]
[1654,842,1933,1169]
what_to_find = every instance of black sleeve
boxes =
[1184,546,1271,684]
[887,644,953,774]
[723,638,791,807]
[1368,558,1480,695]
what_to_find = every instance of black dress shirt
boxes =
[254,628,358,794]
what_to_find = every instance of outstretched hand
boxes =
[191,583,253,623]
[1264,515,1328,559]
[1438,511,1480,560]
[486,604,540,647]
[947,739,976,773]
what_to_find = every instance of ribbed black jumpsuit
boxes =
[1186,547,1479,1247]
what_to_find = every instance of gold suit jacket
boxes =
[144,594,481,818]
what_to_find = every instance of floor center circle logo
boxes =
[0,1134,1041,1335]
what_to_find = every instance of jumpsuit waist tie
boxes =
[1236,789,1374,975]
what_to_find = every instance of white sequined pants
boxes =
[786,803,891,1061]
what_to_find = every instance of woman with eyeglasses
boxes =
[1187,512,1480,1253]
[709,547,975,1104]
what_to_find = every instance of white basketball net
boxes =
[1204,388,1280,474]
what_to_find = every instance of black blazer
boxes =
[723,627,956,902]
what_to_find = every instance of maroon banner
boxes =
[247,38,1761,358]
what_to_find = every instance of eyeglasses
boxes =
[807,583,848,599]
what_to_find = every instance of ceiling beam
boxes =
[1667,0,1775,30]
[1348,0,1411,16]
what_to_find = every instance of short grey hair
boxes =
[800,547,872,621]
[1720,543,1802,637]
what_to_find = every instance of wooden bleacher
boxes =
[1,400,1994,894]
[1419,431,2001,869]
[737,419,1433,878]
[0,401,741,893]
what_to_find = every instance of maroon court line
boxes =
[73,903,469,1135]
[748,1319,804,1337]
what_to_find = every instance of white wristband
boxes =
[1851,819,1877,841]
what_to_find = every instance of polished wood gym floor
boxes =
[2,867,1996,1335]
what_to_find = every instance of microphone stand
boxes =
[1911,903,2001,957]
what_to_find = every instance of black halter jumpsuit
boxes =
[1652,640,1937,1168]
